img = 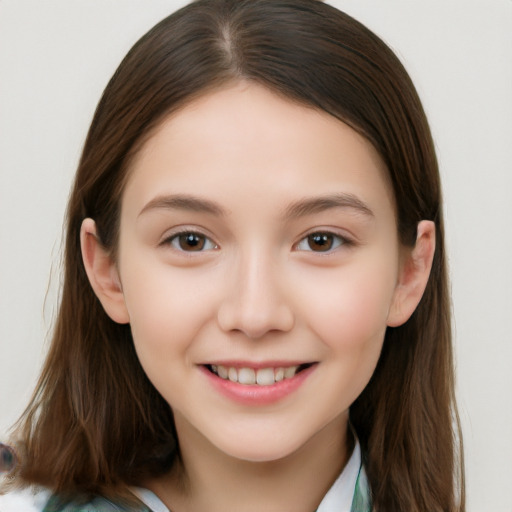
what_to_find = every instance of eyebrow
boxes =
[138,194,227,217]
[137,192,374,220]
[283,193,374,220]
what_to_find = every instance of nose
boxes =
[217,251,295,339]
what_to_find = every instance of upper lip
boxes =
[200,360,316,369]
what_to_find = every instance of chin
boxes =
[213,432,307,464]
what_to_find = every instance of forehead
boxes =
[122,82,395,221]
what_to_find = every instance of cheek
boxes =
[119,256,218,361]
[297,255,398,352]
[296,262,396,407]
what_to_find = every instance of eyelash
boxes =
[161,229,352,254]
[294,231,352,253]
[161,230,218,252]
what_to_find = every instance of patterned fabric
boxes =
[41,494,149,512]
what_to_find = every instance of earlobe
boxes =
[80,218,130,324]
[387,220,436,327]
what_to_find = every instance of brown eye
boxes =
[308,233,334,251]
[179,233,205,251]
[295,232,346,253]
[167,232,217,252]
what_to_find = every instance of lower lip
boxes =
[200,364,317,405]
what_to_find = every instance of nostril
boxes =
[217,299,295,339]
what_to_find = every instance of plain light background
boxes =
[1,1,511,510]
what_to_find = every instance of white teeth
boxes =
[284,366,298,379]
[228,367,238,382]
[256,367,275,386]
[238,367,256,385]
[212,364,303,385]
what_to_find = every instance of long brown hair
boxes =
[10,1,464,510]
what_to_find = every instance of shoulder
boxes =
[0,488,151,512]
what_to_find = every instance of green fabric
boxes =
[42,493,149,512]
[350,465,372,512]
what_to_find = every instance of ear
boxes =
[80,218,130,324]
[387,220,436,327]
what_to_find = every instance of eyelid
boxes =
[294,229,353,253]
[159,227,219,252]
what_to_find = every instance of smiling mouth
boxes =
[205,363,314,386]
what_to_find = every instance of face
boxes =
[115,82,402,462]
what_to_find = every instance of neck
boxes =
[148,413,351,512]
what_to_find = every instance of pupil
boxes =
[179,233,205,251]
[309,233,332,252]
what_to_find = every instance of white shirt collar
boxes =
[316,439,361,512]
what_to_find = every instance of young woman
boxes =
[0,1,464,510]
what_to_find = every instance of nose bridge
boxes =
[217,244,294,338]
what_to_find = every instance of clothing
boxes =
[0,441,371,512]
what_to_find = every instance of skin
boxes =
[81,82,435,512]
